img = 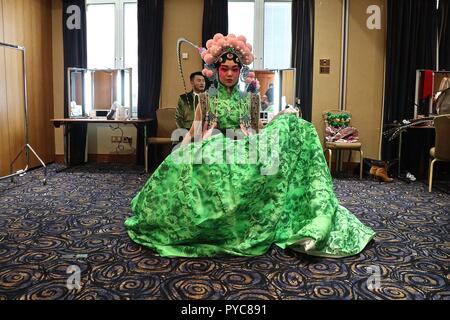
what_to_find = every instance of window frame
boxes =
[86,0,137,69]
[229,0,292,69]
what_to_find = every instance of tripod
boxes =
[0,42,47,185]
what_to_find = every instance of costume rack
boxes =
[0,41,47,185]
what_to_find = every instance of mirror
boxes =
[68,69,85,117]
[415,69,450,118]
[255,70,276,112]
[68,68,133,118]
[280,69,295,108]
[253,68,296,121]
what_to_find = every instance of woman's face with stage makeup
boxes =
[218,59,240,88]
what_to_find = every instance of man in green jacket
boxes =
[176,71,206,130]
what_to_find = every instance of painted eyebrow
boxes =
[220,65,239,69]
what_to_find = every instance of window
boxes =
[86,0,138,116]
[228,0,292,70]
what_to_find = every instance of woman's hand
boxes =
[279,106,300,116]
[202,121,218,140]
[240,123,250,136]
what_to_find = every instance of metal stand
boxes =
[0,41,47,185]
[395,130,410,183]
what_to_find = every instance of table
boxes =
[397,124,434,179]
[51,118,154,173]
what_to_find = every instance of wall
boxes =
[160,0,203,109]
[311,0,343,145]
[0,0,54,176]
[0,1,11,176]
[346,0,385,160]
[52,0,64,157]
[312,0,386,160]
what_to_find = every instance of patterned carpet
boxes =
[0,164,448,300]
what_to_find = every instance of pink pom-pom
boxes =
[202,68,209,77]
[228,38,238,48]
[246,43,253,52]
[242,48,251,57]
[217,38,226,48]
[206,40,214,49]
[201,51,207,59]
[235,40,245,51]
[206,70,214,78]
[248,72,255,78]
[204,54,215,65]
[210,45,220,56]
[213,33,224,41]
[245,77,253,84]
[237,35,247,43]
[228,33,236,38]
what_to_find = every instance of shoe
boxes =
[369,165,380,176]
[406,172,416,182]
[374,167,394,182]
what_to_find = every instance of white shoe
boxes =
[406,172,416,182]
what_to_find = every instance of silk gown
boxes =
[125,85,375,258]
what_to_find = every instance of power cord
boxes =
[109,124,136,154]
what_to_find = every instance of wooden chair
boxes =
[322,110,364,180]
[428,115,450,192]
[148,107,177,166]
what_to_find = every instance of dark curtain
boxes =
[202,0,228,47]
[382,0,438,178]
[291,0,314,122]
[439,0,450,70]
[136,0,164,166]
[62,0,87,166]
[384,0,437,125]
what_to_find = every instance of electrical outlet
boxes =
[111,136,132,144]
[123,136,132,144]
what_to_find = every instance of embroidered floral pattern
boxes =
[125,92,375,258]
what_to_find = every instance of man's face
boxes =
[191,75,206,93]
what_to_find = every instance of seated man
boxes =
[175,71,206,130]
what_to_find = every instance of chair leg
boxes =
[326,149,332,174]
[359,150,364,180]
[429,158,437,192]
[335,150,339,172]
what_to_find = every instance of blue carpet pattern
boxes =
[0,164,448,300]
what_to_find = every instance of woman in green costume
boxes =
[125,34,375,258]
